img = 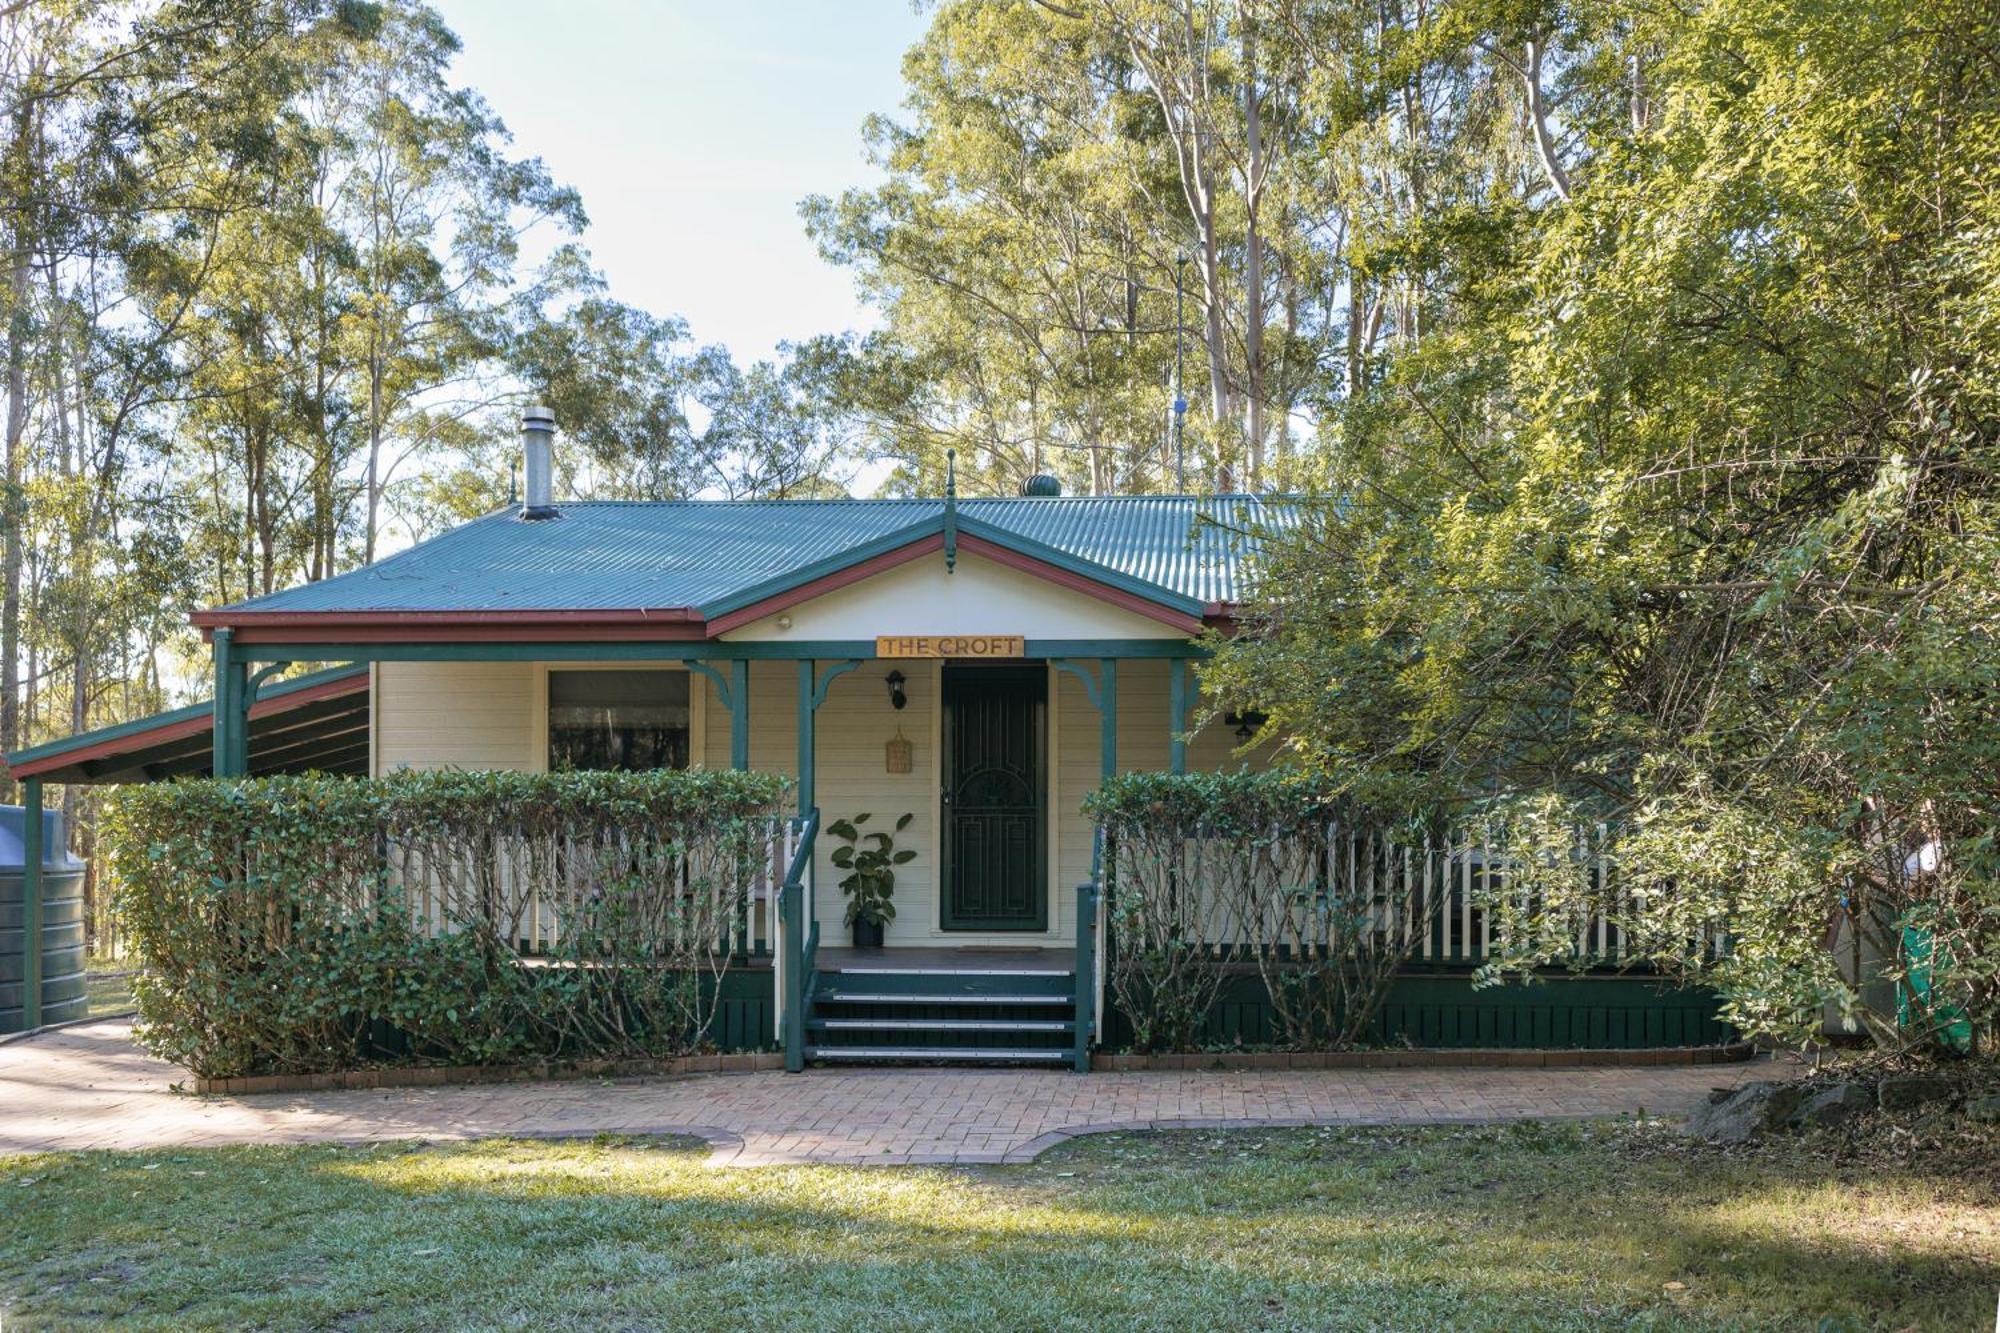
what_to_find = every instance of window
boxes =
[547,669,691,772]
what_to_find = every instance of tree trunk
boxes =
[1,190,29,797]
[366,346,384,562]
[1241,8,1266,489]
[1523,38,1573,203]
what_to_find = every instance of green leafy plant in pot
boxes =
[829,812,914,948]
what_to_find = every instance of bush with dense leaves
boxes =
[1085,771,1438,1052]
[106,770,789,1078]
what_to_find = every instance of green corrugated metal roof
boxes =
[211,496,1296,616]
[5,664,369,783]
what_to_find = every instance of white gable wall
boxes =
[723,549,1178,642]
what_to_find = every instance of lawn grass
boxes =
[83,971,134,1018]
[1,1121,1992,1330]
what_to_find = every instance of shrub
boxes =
[105,769,789,1078]
[1472,788,1999,1056]
[1084,771,1437,1052]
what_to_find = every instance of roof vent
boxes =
[1020,473,1062,498]
[520,405,560,521]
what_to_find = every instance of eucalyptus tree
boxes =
[692,335,862,500]
[333,1,585,564]
[808,0,1187,497]
[1,0,340,782]
[511,295,707,504]
[1207,0,2000,1051]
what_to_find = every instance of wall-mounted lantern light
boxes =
[886,670,907,711]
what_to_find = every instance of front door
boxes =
[941,663,1047,931]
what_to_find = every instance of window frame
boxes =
[532,662,707,774]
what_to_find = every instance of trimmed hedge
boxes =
[106,770,788,1078]
[1085,771,1439,1052]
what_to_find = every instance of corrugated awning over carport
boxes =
[3,664,368,785]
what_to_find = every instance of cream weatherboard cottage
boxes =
[5,411,1734,1060]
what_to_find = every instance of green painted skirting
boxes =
[711,968,776,1052]
[1101,972,1733,1052]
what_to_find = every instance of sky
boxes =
[431,1,930,366]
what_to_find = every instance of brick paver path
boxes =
[1,1020,1787,1167]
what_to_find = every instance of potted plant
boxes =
[829,812,914,948]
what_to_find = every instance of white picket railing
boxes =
[376,816,790,959]
[1099,820,1725,968]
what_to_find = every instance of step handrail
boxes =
[781,808,820,1072]
[1071,826,1105,1073]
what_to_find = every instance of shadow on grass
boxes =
[1,1125,1993,1331]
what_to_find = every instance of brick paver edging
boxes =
[1093,1043,1754,1072]
[189,1042,1753,1095]
[3,1019,1799,1164]
[194,1051,789,1095]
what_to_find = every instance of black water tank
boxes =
[0,805,88,1034]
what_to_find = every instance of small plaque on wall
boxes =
[885,729,913,774]
[875,635,1024,659]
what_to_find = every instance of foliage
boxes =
[827,811,915,929]
[806,0,1546,498]
[1085,771,1435,1051]
[0,1,865,948]
[1203,0,2000,1058]
[103,769,788,1078]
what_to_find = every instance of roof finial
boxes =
[943,448,958,573]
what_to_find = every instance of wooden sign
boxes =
[884,729,913,774]
[875,635,1025,659]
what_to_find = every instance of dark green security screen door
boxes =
[941,664,1047,931]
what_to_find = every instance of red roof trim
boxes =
[222,622,710,645]
[193,607,700,628]
[190,539,1220,644]
[193,608,709,645]
[705,535,945,634]
[8,671,369,779]
[953,534,1206,634]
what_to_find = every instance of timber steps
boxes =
[805,952,1078,1066]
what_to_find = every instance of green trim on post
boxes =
[210,627,229,775]
[1049,658,1100,709]
[797,659,863,817]
[779,808,820,1073]
[210,628,249,777]
[781,873,804,1071]
[684,660,732,710]
[20,777,42,1030]
[1051,657,1120,782]
[247,661,287,699]
[687,660,750,769]
[729,659,749,770]
[1168,657,1194,775]
[1072,875,1096,1073]
[1099,657,1118,782]
[810,659,864,710]
[796,661,813,816]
